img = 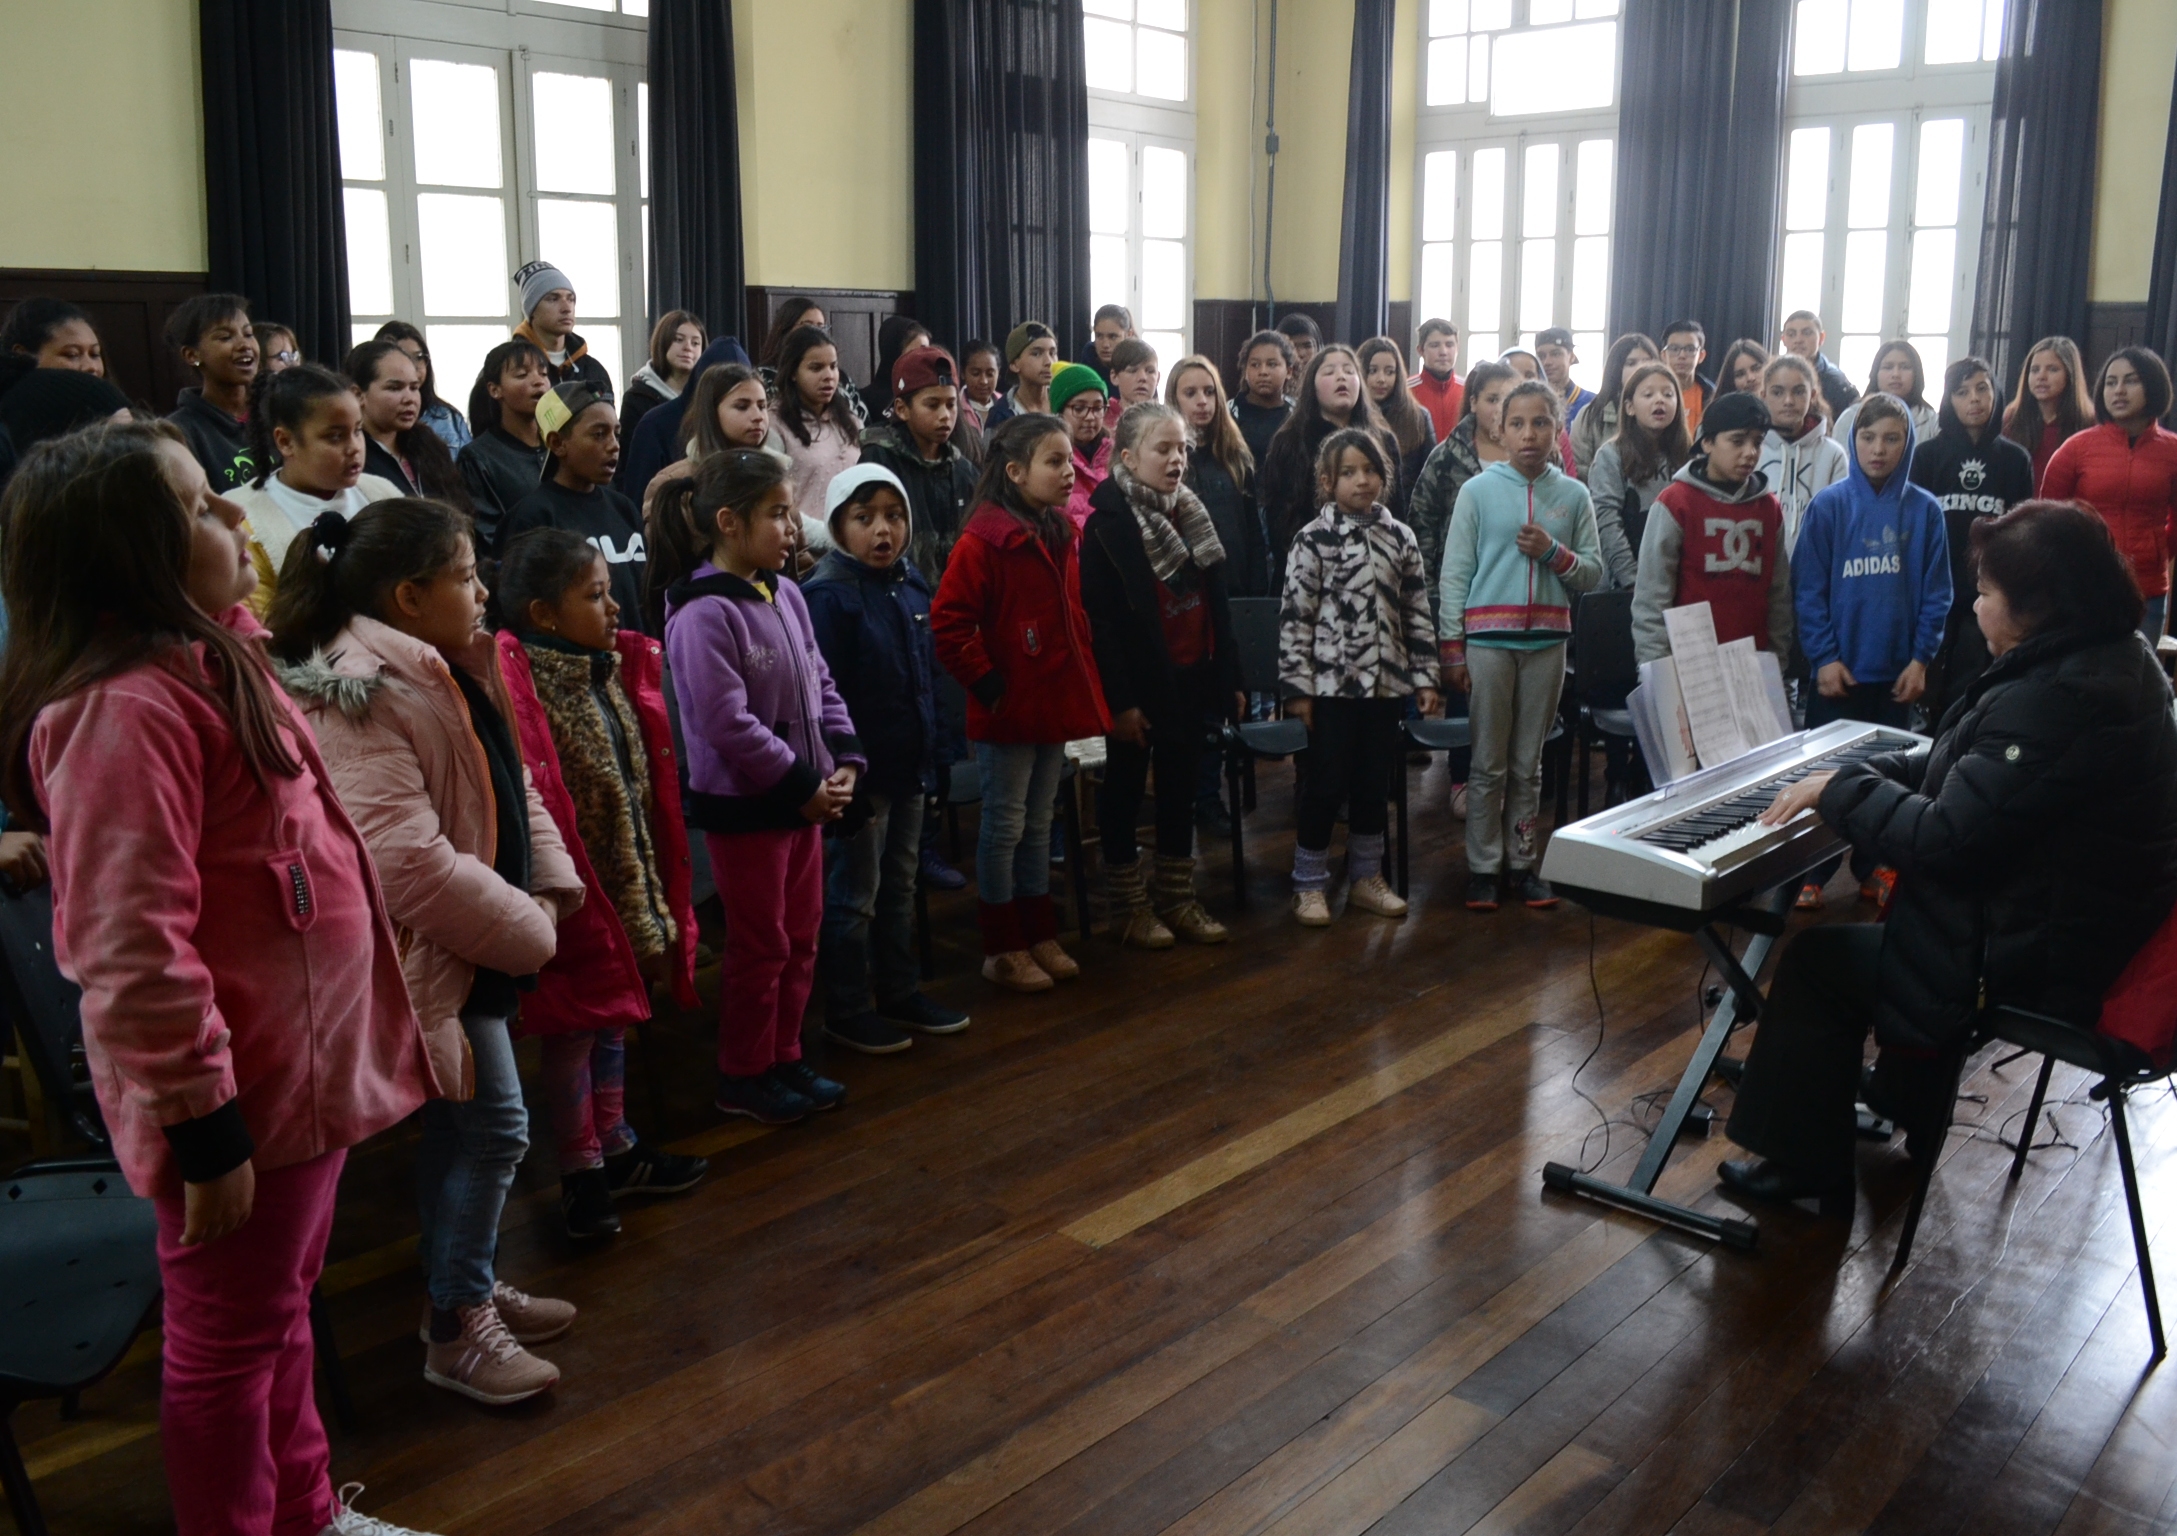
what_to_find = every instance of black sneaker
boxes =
[1464,874,1501,912]
[560,1167,622,1239]
[824,1010,914,1055]
[1507,870,1560,909]
[715,1072,813,1124]
[603,1139,709,1199]
[768,1059,847,1112]
[877,992,971,1035]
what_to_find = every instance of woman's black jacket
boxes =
[1078,474,1243,727]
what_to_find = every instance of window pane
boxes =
[1492,22,1614,115]
[1429,0,1469,34]
[1471,148,1506,240]
[1838,334,1880,385]
[1471,0,1511,27]
[1574,139,1613,235]
[344,188,394,316]
[1422,150,1458,242]
[1090,234,1128,312]
[1840,228,1887,331]
[1137,0,1183,26]
[335,50,384,181]
[1574,0,1620,15]
[1571,332,1605,389]
[1469,241,1502,333]
[1469,34,1491,101]
[537,198,621,318]
[1141,239,1185,330]
[1847,122,1893,228]
[1419,244,1457,330]
[1426,36,1469,106]
[582,329,622,394]
[1780,231,1826,320]
[1910,334,1949,383]
[353,323,380,352]
[1924,0,1980,63]
[426,325,508,413]
[1907,227,1956,333]
[1846,0,1903,70]
[1981,0,2004,59]
[1794,0,1846,75]
[1143,330,1185,365]
[1088,138,1130,235]
[1085,18,1133,91]
[411,59,503,190]
[532,73,616,196]
[1136,28,1186,99]
[1530,0,1572,22]
[1915,118,1965,227]
[1468,334,1503,365]
[1785,127,1830,230]
[1519,239,1556,330]
[1571,236,1608,329]
[1522,143,1558,239]
[621,0,649,15]
[416,193,509,316]
[1083,0,1131,17]
[638,81,649,197]
[1141,146,1186,238]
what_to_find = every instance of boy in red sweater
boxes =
[1631,391,1796,665]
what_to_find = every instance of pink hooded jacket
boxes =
[280,615,583,1096]
[29,608,437,1198]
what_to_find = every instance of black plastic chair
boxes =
[1220,598,1307,904]
[1569,590,1642,819]
[1891,1006,2168,1361]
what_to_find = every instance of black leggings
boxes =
[1099,673,1211,865]
[1296,696,1405,852]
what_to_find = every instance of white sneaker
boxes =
[1347,875,1410,918]
[1292,889,1333,926]
[320,1483,443,1536]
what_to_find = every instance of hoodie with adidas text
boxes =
[1791,413,1951,685]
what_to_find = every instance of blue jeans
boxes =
[415,1009,529,1311]
[2145,594,2166,642]
[974,742,1065,903]
[822,788,925,1013]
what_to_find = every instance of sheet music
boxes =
[1632,661,1700,784]
[1662,602,1749,767]
[1719,636,1787,749]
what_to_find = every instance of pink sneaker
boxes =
[422,1301,560,1406]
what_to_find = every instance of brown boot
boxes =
[1153,855,1228,944]
[1106,858,1175,949]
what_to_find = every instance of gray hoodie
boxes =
[1755,415,1848,553]
[1587,438,1675,589]
[1632,457,1797,667]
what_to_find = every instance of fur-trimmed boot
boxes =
[1105,858,1175,949]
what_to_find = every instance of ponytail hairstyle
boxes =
[466,337,550,436]
[969,413,1073,547]
[1611,361,1692,484]
[646,446,790,633]
[1313,426,1393,501]
[1162,355,1254,485]
[344,340,473,512]
[267,497,476,663]
[492,526,606,635]
[0,421,303,825]
[245,363,356,489]
[774,324,859,449]
[682,361,765,460]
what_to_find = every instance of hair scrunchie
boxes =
[311,509,353,560]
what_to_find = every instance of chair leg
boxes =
[1061,788,1091,942]
[2107,1089,2167,1362]
[1392,752,1411,899]
[1576,727,1591,820]
[633,1021,669,1136]
[2008,1055,2054,1182]
[1892,1049,1967,1275]
[0,1408,46,1536]
[310,1285,358,1434]
[915,881,933,980]
[1226,751,1247,906]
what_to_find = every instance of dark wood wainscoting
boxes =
[0,268,209,411]
[744,286,917,385]
[1192,298,1422,394]
[2084,301,2152,375]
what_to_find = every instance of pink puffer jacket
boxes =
[280,616,583,1096]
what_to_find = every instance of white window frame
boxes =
[1087,16,1196,365]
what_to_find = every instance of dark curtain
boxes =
[647,0,746,341]
[1969,0,2102,388]
[914,0,1092,361]
[1608,0,1790,354]
[1335,0,1396,348]
[200,0,348,369]
[2145,46,2177,368]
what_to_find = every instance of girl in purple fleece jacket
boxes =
[655,449,867,1125]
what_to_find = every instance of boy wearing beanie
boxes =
[513,260,616,402]
[985,321,1060,431]
[859,345,978,583]
[1632,391,1796,666]
[1050,362,1112,528]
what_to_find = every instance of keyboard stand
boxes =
[1540,883,1795,1252]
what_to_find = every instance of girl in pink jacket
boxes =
[1,422,438,1536]
[271,498,587,1411]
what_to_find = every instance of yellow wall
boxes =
[734,0,913,291]
[1386,0,1419,303]
[2089,0,2177,303]
[0,0,206,271]
[1194,0,1259,299]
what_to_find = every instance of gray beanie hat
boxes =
[514,260,574,319]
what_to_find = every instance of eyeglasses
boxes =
[1663,343,1701,358]
[268,349,300,365]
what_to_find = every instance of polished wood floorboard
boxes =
[15,759,2177,1535]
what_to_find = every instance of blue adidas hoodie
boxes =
[1791,403,1951,685]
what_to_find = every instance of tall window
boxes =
[333,2,645,409]
[1415,1,1621,388]
[1086,1,1194,363]
[1776,0,2000,388]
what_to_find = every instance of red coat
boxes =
[931,502,1111,745]
[1410,370,1464,444]
[497,629,699,1035]
[2043,421,2177,598]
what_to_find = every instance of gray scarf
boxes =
[1111,459,1225,584]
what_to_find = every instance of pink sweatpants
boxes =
[153,1148,344,1536]
[706,826,823,1077]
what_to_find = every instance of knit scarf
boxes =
[1110,459,1226,583]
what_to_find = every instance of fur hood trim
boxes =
[276,650,387,720]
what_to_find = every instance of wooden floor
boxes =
[15,757,2177,1535]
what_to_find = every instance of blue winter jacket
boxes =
[1792,406,1951,684]
[802,547,939,793]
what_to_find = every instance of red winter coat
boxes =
[497,629,699,1035]
[931,502,1111,745]
[2042,421,2177,598]
[1410,369,1464,444]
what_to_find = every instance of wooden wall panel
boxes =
[744,286,916,387]
[0,268,209,411]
